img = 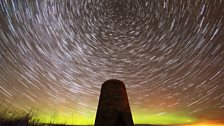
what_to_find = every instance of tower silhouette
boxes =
[95,79,134,126]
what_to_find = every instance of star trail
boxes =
[0,0,224,125]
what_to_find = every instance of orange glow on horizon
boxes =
[180,121,224,126]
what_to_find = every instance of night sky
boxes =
[0,0,224,125]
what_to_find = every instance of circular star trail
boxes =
[0,0,224,125]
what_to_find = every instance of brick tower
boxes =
[95,79,134,126]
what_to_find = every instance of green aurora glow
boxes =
[26,111,196,125]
